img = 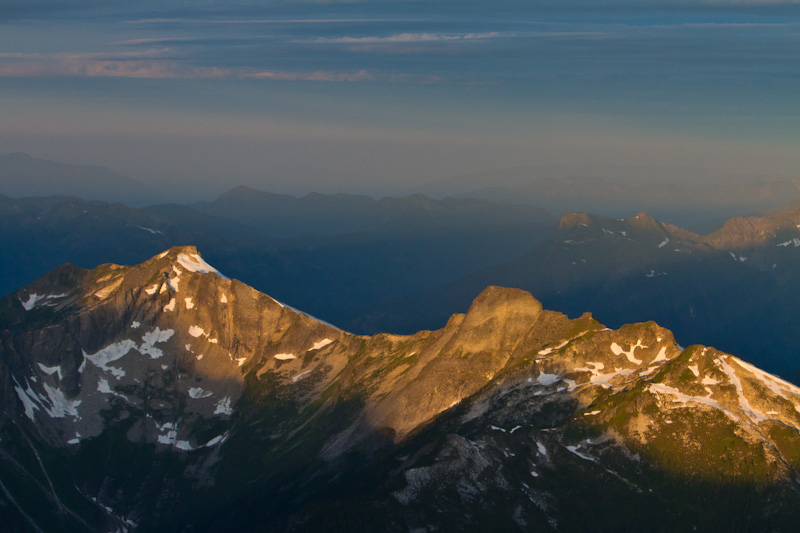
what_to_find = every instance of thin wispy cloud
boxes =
[310,32,504,44]
[0,51,441,83]
[112,37,210,46]
[0,56,226,79]
[126,18,412,25]
[2,0,798,197]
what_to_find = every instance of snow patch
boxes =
[652,346,670,363]
[41,383,81,419]
[145,284,158,295]
[220,293,228,304]
[577,362,633,389]
[37,363,62,381]
[163,298,176,312]
[83,339,137,379]
[610,340,644,365]
[310,338,334,351]
[688,365,700,377]
[94,278,123,300]
[639,366,660,377]
[135,225,163,235]
[13,378,41,421]
[188,325,206,337]
[292,369,313,382]
[97,378,126,399]
[566,445,596,462]
[536,372,560,386]
[732,357,800,414]
[97,378,113,394]
[536,441,547,456]
[716,356,768,423]
[538,339,570,356]
[167,274,180,292]
[184,297,194,309]
[140,327,174,359]
[592,368,634,388]
[188,387,213,399]
[20,293,45,310]
[214,397,233,416]
[658,238,669,248]
[158,431,178,446]
[204,432,230,447]
[131,321,140,329]
[274,353,296,360]
[648,383,741,423]
[177,252,228,279]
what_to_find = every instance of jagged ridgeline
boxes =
[2,247,800,531]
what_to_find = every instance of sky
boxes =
[1,0,799,200]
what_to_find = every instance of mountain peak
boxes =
[456,286,544,345]
[559,212,594,229]
[465,285,543,319]
[0,151,34,162]
[627,211,663,231]
[163,244,198,256]
[631,210,655,222]
[146,246,225,277]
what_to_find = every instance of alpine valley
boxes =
[2,247,800,531]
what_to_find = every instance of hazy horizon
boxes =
[2,1,799,200]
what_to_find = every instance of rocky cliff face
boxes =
[2,247,800,531]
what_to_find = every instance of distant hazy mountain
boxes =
[0,194,283,297]
[2,248,800,530]
[0,152,158,206]
[0,193,558,332]
[190,185,552,239]
[366,208,800,381]
[417,166,800,228]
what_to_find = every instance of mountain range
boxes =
[0,153,158,207]
[417,165,800,229]
[368,208,800,383]
[6,185,800,384]
[2,247,800,531]
[0,191,556,332]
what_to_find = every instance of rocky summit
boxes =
[2,247,800,531]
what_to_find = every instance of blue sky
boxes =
[1,0,798,199]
